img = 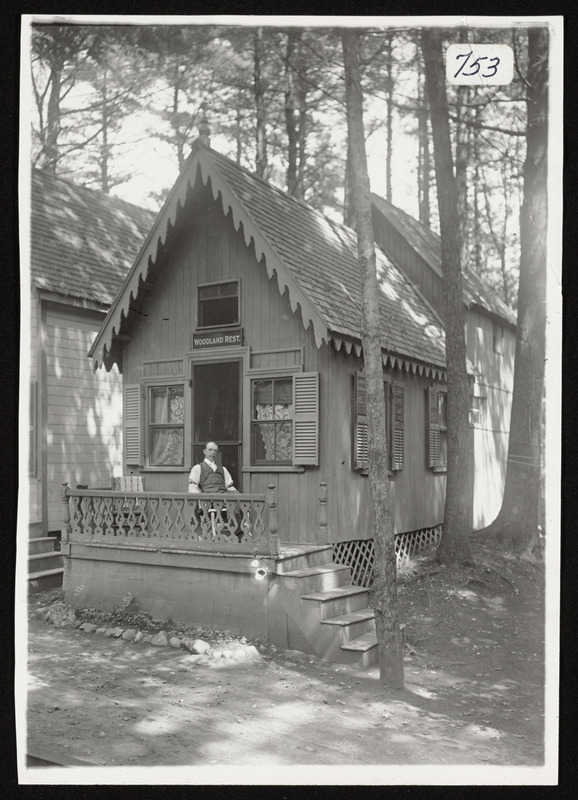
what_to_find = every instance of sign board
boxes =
[192,327,243,350]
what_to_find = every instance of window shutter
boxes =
[392,383,404,471]
[427,387,440,468]
[29,380,37,476]
[124,384,142,466]
[293,372,319,465]
[353,372,368,471]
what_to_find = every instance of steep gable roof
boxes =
[371,192,517,327]
[30,169,156,307]
[90,142,448,377]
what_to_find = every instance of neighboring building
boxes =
[28,168,156,536]
[371,195,516,528]
[88,139,475,554]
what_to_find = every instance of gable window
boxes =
[148,384,185,466]
[198,280,239,328]
[250,373,319,467]
[353,372,404,473]
[427,386,447,471]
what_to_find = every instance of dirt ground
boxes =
[23,539,549,777]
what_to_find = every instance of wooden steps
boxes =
[272,544,380,667]
[28,537,63,592]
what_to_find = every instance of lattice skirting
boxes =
[332,524,443,588]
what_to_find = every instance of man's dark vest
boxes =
[198,461,227,492]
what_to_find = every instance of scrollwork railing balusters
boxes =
[64,488,275,551]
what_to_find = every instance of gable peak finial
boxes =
[198,103,210,147]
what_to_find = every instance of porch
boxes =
[60,482,381,665]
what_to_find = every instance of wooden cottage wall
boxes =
[44,303,122,532]
[466,309,515,528]
[322,350,446,543]
[29,289,41,529]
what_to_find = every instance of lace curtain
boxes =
[150,387,184,466]
[255,404,292,461]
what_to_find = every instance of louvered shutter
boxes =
[293,372,319,465]
[427,387,440,468]
[124,384,142,466]
[392,383,405,471]
[29,380,37,476]
[353,372,368,471]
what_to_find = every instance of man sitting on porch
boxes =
[188,442,238,494]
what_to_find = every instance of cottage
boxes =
[27,169,155,585]
[61,138,509,664]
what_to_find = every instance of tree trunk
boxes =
[417,58,431,226]
[483,27,548,552]
[285,29,300,197]
[44,64,62,173]
[254,27,267,178]
[342,28,404,690]
[455,84,471,268]
[385,33,393,203]
[421,28,473,565]
[343,140,356,228]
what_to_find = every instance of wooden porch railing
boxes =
[61,483,280,556]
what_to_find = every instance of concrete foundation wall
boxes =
[63,546,272,639]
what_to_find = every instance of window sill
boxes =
[242,466,305,474]
[358,470,395,478]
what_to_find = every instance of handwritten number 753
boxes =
[453,52,500,79]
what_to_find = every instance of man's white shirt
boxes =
[188,459,235,493]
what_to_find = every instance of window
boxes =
[198,280,239,328]
[148,384,185,466]
[250,372,319,467]
[252,378,293,465]
[427,386,447,471]
[469,395,486,427]
[352,372,404,473]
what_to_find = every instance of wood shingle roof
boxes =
[30,169,156,307]
[371,192,517,327]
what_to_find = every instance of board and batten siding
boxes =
[120,180,448,544]
[44,305,122,532]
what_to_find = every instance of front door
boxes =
[192,360,241,489]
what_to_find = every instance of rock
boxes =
[180,638,195,652]
[151,631,168,647]
[134,631,144,643]
[74,620,83,629]
[191,639,211,654]
[96,628,106,636]
[232,649,249,662]
[169,637,182,649]
[35,608,46,620]
[244,645,262,663]
[212,650,222,659]
[220,649,233,660]
[80,623,97,634]
[111,628,124,638]
[122,629,136,641]
[103,629,115,638]
[143,635,153,643]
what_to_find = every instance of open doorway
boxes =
[192,360,241,487]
